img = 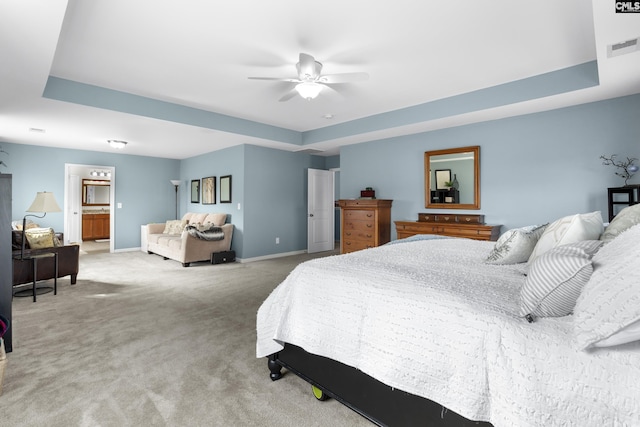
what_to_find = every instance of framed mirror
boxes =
[82,179,110,206]
[424,145,480,210]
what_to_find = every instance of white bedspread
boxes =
[256,238,640,426]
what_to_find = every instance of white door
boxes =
[308,168,334,253]
[67,174,81,244]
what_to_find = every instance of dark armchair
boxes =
[12,230,79,287]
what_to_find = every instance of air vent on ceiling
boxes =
[607,37,640,58]
[294,148,324,154]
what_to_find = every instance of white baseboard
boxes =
[237,249,307,263]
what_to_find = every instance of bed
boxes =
[256,211,640,427]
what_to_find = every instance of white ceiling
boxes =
[0,0,639,159]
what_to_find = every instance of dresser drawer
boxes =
[343,219,375,231]
[343,229,375,242]
[342,239,374,253]
[396,223,443,234]
[344,210,376,221]
[441,226,491,240]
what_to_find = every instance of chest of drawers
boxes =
[338,199,392,254]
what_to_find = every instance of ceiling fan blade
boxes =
[278,89,299,102]
[297,53,322,80]
[248,76,300,83]
[317,72,369,84]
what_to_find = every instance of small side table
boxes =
[13,252,58,302]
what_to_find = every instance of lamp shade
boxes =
[170,180,182,186]
[27,191,61,213]
[295,82,323,100]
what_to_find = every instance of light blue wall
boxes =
[3,93,639,256]
[242,145,325,258]
[179,144,245,256]
[179,144,327,259]
[340,93,640,238]
[1,143,180,249]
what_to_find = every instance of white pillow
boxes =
[528,211,604,263]
[163,219,187,234]
[485,224,547,264]
[600,203,640,243]
[593,318,640,348]
[574,224,640,349]
[520,240,602,320]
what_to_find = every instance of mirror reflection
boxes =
[424,146,480,210]
[82,179,110,206]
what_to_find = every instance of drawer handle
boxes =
[345,241,351,245]
[366,213,373,217]
[366,224,373,228]
[346,232,352,236]
[366,234,372,238]
[465,218,471,222]
[443,216,450,221]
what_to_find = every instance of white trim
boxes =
[237,249,307,263]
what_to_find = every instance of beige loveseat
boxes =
[146,212,233,267]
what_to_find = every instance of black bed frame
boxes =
[267,344,494,427]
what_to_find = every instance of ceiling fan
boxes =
[248,53,369,101]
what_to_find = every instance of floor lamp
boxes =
[20,191,62,260]
[170,180,181,220]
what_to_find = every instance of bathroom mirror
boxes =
[82,179,110,206]
[424,146,480,210]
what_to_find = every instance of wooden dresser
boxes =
[395,213,501,241]
[339,199,392,254]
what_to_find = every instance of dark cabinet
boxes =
[0,174,12,352]
[607,186,640,222]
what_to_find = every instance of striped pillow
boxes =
[520,240,603,321]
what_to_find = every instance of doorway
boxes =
[64,164,115,253]
[307,168,335,254]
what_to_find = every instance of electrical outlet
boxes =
[276,237,280,244]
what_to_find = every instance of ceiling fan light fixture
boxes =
[295,82,323,100]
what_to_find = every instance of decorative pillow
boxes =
[520,240,603,320]
[204,213,227,226]
[600,203,640,243]
[485,224,547,264]
[527,211,604,264]
[163,219,187,234]
[574,224,640,349]
[24,227,56,249]
[12,220,39,230]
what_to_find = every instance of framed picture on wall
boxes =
[434,169,451,190]
[191,179,200,203]
[202,176,216,205]
[220,175,232,203]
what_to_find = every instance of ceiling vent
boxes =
[607,37,640,58]
[294,148,324,154]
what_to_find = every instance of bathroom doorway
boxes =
[64,164,115,254]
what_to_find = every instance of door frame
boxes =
[307,168,335,254]
[64,163,115,253]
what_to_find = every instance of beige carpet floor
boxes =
[1,249,372,427]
